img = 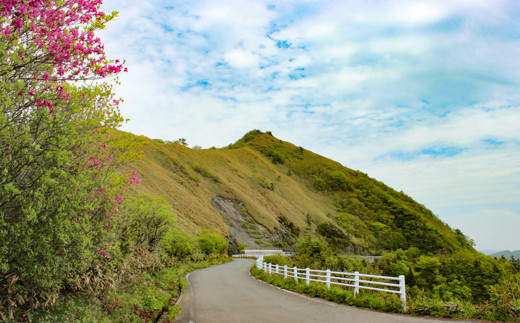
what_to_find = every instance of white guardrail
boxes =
[254,256,406,312]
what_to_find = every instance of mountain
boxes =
[480,249,498,255]
[128,130,475,255]
[490,250,520,259]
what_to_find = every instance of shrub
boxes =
[264,255,289,266]
[295,236,331,265]
[118,194,176,252]
[316,221,347,240]
[312,175,326,190]
[326,170,350,191]
[0,1,130,318]
[162,229,194,259]
[268,150,285,164]
[198,230,228,255]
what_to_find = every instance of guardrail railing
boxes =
[255,256,406,311]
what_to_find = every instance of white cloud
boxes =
[223,49,260,69]
[98,0,520,250]
[482,209,519,219]
[390,1,453,26]
[368,36,432,55]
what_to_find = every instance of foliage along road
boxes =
[175,259,472,323]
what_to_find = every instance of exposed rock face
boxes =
[210,195,294,253]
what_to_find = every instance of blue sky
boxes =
[99,0,520,252]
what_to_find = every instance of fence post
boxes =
[306,268,310,286]
[326,269,331,289]
[268,263,272,275]
[399,275,406,312]
[275,264,279,275]
[354,271,359,296]
[294,266,298,282]
[284,265,287,279]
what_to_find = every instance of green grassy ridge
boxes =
[128,130,473,256]
[238,130,469,254]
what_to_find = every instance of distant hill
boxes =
[479,249,498,255]
[490,250,520,259]
[127,130,476,255]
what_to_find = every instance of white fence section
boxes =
[255,256,406,311]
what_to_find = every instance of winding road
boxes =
[175,259,476,323]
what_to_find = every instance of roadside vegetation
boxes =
[250,265,403,313]
[258,242,520,321]
[0,1,229,321]
[227,131,520,320]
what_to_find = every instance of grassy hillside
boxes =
[129,130,474,256]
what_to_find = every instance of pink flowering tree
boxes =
[0,0,138,318]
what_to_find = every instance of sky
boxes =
[98,0,520,252]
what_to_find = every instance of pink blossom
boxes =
[2,26,12,37]
[11,17,23,29]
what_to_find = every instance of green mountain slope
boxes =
[128,130,474,255]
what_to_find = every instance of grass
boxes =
[127,130,468,256]
[28,256,231,323]
[128,133,336,238]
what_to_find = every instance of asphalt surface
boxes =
[175,259,476,323]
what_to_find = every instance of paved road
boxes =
[175,259,476,323]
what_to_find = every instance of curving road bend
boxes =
[175,259,476,323]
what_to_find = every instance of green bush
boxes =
[268,150,285,164]
[316,221,347,240]
[326,170,350,191]
[198,230,228,255]
[312,175,326,190]
[295,236,331,266]
[264,255,289,266]
[162,229,194,259]
[118,194,176,252]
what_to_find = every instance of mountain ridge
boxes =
[128,130,475,256]
[489,250,520,259]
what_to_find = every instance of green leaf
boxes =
[4,182,21,194]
